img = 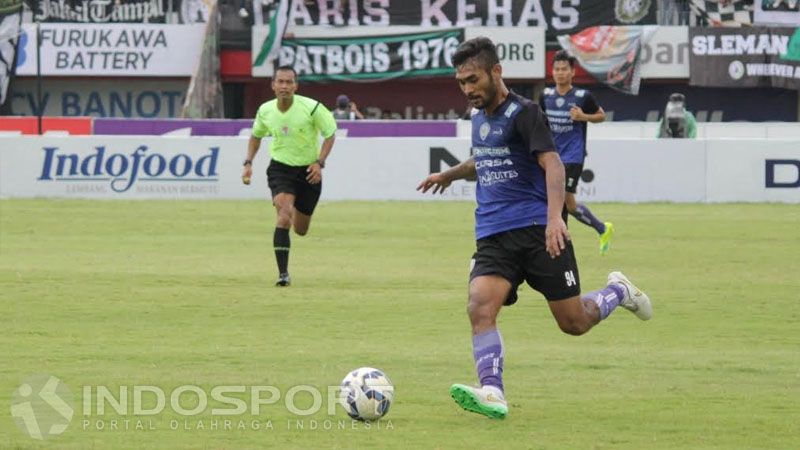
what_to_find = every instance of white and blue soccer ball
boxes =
[339,367,394,421]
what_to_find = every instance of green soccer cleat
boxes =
[599,222,615,255]
[449,384,508,419]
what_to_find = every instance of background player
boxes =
[242,66,337,286]
[418,37,652,420]
[540,50,614,255]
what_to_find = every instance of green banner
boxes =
[277,29,463,82]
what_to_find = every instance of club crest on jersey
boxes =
[281,126,289,135]
[479,122,490,141]
[555,98,565,108]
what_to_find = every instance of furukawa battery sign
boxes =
[689,27,800,90]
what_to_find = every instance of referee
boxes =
[242,66,337,286]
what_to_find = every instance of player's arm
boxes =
[518,103,570,257]
[581,106,605,123]
[243,108,270,185]
[307,102,338,184]
[571,92,605,123]
[538,151,570,257]
[416,158,476,195]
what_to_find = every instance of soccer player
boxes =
[242,66,337,287]
[540,50,614,255]
[417,37,652,420]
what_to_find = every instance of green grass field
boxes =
[1,200,798,449]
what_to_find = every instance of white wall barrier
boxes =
[0,136,798,203]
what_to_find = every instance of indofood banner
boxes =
[272,29,463,82]
[689,27,800,90]
[1,136,798,203]
[14,23,205,76]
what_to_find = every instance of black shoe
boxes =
[276,273,291,287]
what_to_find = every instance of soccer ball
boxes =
[339,367,394,421]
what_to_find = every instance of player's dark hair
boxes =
[553,50,576,68]
[451,37,500,72]
[275,65,297,80]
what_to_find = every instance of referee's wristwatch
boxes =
[315,159,325,169]
[243,159,252,167]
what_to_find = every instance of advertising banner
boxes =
[754,0,800,26]
[10,79,188,117]
[14,23,205,76]
[274,29,463,82]
[706,139,800,202]
[3,136,797,203]
[91,118,458,137]
[250,0,655,41]
[253,26,544,79]
[25,0,171,23]
[640,26,689,79]
[689,27,800,90]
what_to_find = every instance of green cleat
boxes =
[599,222,615,255]
[449,384,508,419]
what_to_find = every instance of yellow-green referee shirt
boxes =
[251,95,338,167]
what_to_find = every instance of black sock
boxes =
[274,227,290,275]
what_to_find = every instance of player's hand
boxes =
[416,173,451,195]
[545,216,570,258]
[306,162,322,184]
[242,165,252,185]
[570,106,586,121]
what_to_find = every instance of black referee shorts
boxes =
[469,225,581,304]
[266,159,322,216]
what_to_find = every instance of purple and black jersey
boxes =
[472,92,556,240]
[539,87,600,164]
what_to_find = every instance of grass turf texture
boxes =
[1,200,798,449]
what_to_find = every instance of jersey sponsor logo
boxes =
[545,109,571,117]
[550,123,574,133]
[491,127,503,136]
[479,122,490,141]
[473,146,511,157]
[478,169,519,186]
[475,158,514,169]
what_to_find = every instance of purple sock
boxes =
[583,284,625,320]
[570,203,606,235]
[472,329,504,392]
